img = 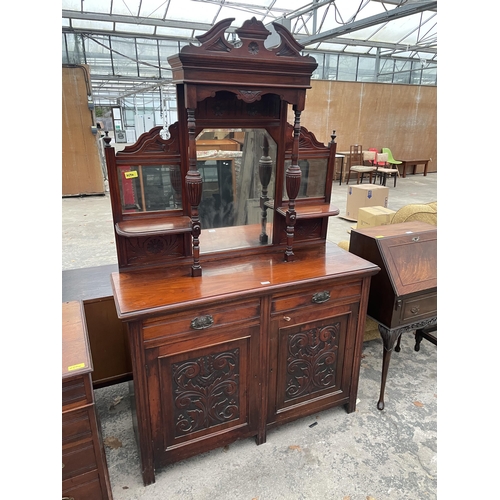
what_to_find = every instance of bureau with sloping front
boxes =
[348,221,437,410]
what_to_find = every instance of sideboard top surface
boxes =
[111,242,379,320]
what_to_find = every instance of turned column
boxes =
[185,108,203,276]
[284,107,302,262]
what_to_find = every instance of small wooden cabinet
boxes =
[62,301,113,500]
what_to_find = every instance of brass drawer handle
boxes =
[312,291,330,304]
[62,497,74,500]
[410,306,420,314]
[191,315,214,330]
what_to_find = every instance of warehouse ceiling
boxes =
[62,0,437,102]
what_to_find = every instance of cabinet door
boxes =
[268,282,363,426]
[268,309,351,425]
[145,324,261,468]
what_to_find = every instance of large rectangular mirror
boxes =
[196,128,277,253]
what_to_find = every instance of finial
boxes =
[103,130,112,147]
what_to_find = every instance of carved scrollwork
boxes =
[172,349,240,436]
[236,89,263,103]
[284,323,340,401]
[377,317,437,352]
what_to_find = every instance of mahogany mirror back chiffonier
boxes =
[104,17,379,485]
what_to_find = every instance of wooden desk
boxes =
[399,159,430,177]
[62,301,113,500]
[348,222,437,410]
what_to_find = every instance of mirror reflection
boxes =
[118,164,182,213]
[196,128,277,253]
[282,158,328,200]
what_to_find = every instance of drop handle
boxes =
[410,306,420,314]
[191,315,214,330]
[312,291,330,304]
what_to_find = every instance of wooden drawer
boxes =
[62,376,92,410]
[63,407,92,445]
[271,280,362,316]
[143,298,260,342]
[400,292,437,324]
[62,469,104,500]
[62,440,98,481]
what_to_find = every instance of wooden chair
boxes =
[375,152,398,187]
[346,145,376,184]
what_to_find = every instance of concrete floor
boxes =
[63,173,438,499]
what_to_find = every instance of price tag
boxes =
[124,171,138,179]
[68,363,85,371]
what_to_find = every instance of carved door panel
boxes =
[145,324,261,468]
[268,305,352,427]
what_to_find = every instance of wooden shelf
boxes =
[270,201,340,219]
[115,216,192,237]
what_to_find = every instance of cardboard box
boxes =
[343,184,389,221]
[356,206,396,229]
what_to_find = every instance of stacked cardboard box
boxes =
[356,206,396,229]
[343,184,389,221]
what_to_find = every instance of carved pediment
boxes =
[118,124,181,158]
[172,17,317,70]
[284,123,329,153]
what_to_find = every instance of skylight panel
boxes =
[156,27,197,38]
[139,0,170,19]
[115,22,156,35]
[164,0,219,24]
[62,0,82,11]
[112,0,142,17]
[225,0,271,6]
[271,0,305,10]
[72,19,114,31]
[78,0,111,14]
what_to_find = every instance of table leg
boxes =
[402,162,407,178]
[339,156,344,186]
[423,161,429,176]
[376,317,437,410]
[377,324,401,410]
